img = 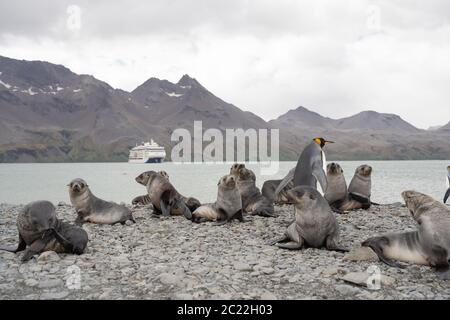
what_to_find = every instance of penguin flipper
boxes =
[311,161,328,193]
[274,168,295,196]
[444,188,450,204]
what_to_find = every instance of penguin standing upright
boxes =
[444,166,450,204]
[275,137,333,196]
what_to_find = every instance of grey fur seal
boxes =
[340,164,372,211]
[132,171,169,206]
[324,162,348,210]
[262,178,294,205]
[231,164,276,217]
[0,201,88,262]
[275,137,333,198]
[362,190,450,280]
[135,171,193,219]
[192,174,244,224]
[270,186,348,252]
[69,178,135,225]
[444,166,450,203]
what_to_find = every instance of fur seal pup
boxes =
[340,164,373,211]
[133,171,201,212]
[275,137,333,198]
[132,171,170,206]
[192,174,244,224]
[262,178,294,205]
[324,162,348,210]
[68,178,135,225]
[0,201,88,262]
[232,165,276,217]
[444,166,450,203]
[135,171,193,219]
[362,190,450,280]
[271,186,348,252]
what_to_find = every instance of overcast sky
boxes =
[0,0,449,128]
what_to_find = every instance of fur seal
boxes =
[362,190,450,280]
[132,171,169,206]
[135,171,193,219]
[68,178,135,225]
[231,164,276,217]
[275,138,333,198]
[444,166,450,203]
[0,201,88,262]
[261,178,294,205]
[192,174,244,224]
[340,164,373,211]
[132,171,200,211]
[324,162,348,210]
[271,186,348,251]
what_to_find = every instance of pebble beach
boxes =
[0,202,449,300]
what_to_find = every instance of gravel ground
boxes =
[0,202,449,300]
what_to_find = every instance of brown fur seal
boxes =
[231,164,276,217]
[69,178,135,225]
[0,201,88,262]
[132,171,200,212]
[192,174,244,225]
[324,162,348,210]
[135,171,193,219]
[340,164,373,211]
[362,190,450,280]
[271,186,348,252]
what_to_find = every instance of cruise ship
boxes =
[128,140,166,163]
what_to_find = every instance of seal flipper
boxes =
[326,236,349,252]
[276,242,303,250]
[173,197,192,220]
[160,199,171,217]
[268,235,289,246]
[444,188,450,204]
[311,161,328,194]
[274,168,295,197]
[0,234,26,253]
[21,237,51,262]
[362,237,406,269]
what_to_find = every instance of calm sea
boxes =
[0,161,448,205]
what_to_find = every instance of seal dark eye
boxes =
[309,194,316,200]
[80,184,84,188]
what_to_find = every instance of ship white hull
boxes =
[129,157,165,164]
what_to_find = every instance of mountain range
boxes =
[0,55,449,162]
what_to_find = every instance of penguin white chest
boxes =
[317,150,327,196]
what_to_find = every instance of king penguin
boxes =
[275,137,333,196]
[444,166,450,204]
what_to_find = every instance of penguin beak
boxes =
[324,140,334,144]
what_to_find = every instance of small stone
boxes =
[24,278,39,287]
[40,291,69,300]
[340,272,396,288]
[38,279,63,289]
[57,201,67,207]
[335,284,361,296]
[37,251,60,263]
[261,267,275,275]
[344,247,379,262]
[321,267,340,277]
[173,293,193,300]
[260,292,277,300]
[234,262,253,272]
[125,220,134,226]
[158,273,181,285]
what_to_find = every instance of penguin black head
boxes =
[313,137,334,148]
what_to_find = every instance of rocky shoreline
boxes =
[0,202,449,300]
